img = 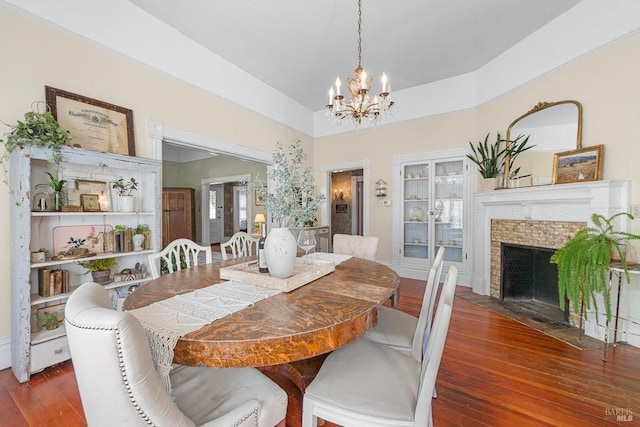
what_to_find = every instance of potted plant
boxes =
[1,102,72,204]
[45,169,66,211]
[467,132,533,191]
[134,224,151,250]
[78,257,118,285]
[112,177,138,212]
[38,313,60,330]
[254,138,325,278]
[550,212,640,324]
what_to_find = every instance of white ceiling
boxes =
[129,0,580,111]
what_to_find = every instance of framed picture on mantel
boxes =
[552,145,604,185]
[45,86,135,157]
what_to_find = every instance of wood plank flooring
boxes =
[1,278,638,426]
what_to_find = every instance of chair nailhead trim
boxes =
[232,406,259,427]
[66,319,156,426]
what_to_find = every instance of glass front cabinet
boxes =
[392,149,472,282]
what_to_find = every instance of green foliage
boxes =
[550,212,640,322]
[254,137,325,227]
[506,134,535,178]
[1,102,72,205]
[466,133,507,179]
[78,257,117,273]
[45,169,66,192]
[134,224,150,234]
[466,132,534,179]
[112,177,138,196]
[38,313,59,329]
[3,103,72,161]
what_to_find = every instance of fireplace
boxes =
[471,180,632,342]
[501,243,568,323]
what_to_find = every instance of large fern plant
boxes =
[550,212,640,322]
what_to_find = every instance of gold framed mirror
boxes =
[505,100,583,187]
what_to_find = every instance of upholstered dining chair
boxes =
[220,231,260,260]
[65,282,287,427]
[148,238,212,279]
[302,265,458,427]
[332,233,379,260]
[364,246,446,362]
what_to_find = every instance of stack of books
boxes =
[38,268,69,297]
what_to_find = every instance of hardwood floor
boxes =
[1,278,638,426]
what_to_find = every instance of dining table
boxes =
[123,255,399,390]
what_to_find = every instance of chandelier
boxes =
[326,0,395,128]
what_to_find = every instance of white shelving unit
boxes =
[392,148,472,282]
[10,145,161,382]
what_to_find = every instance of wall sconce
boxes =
[375,179,387,197]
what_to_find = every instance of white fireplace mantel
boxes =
[471,180,631,296]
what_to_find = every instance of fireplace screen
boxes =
[501,243,559,306]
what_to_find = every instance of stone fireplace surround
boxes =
[472,180,632,343]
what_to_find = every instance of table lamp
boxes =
[254,213,266,233]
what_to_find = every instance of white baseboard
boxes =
[0,335,11,370]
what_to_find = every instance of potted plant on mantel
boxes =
[254,137,325,278]
[466,132,533,191]
[79,257,118,285]
[550,212,640,326]
[112,177,138,212]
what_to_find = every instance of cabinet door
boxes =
[402,162,430,260]
[433,159,464,262]
[162,188,195,247]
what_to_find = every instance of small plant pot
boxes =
[118,195,135,212]
[91,269,112,285]
[44,319,59,330]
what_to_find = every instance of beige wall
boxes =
[1,4,638,341]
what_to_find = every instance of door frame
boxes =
[201,175,251,245]
[320,159,371,251]
[146,121,273,245]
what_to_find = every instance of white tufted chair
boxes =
[148,238,212,279]
[220,232,260,260]
[302,265,458,427]
[365,246,446,361]
[332,234,379,260]
[65,282,287,427]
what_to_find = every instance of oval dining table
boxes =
[123,256,399,390]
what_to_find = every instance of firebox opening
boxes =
[501,243,569,324]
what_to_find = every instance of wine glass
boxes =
[297,230,316,255]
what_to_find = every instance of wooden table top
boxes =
[123,256,399,368]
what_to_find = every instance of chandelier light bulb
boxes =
[329,87,334,105]
[381,73,388,93]
[335,76,341,96]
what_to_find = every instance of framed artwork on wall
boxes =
[45,86,135,156]
[552,145,604,184]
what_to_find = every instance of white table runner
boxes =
[128,281,280,391]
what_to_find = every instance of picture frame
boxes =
[552,145,604,185]
[45,86,136,156]
[80,194,101,212]
[255,187,266,206]
[73,179,111,211]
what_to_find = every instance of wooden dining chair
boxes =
[220,231,260,260]
[364,246,446,361]
[65,282,287,427]
[148,238,212,279]
[302,265,457,427]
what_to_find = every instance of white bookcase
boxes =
[392,148,473,283]
[10,145,161,382]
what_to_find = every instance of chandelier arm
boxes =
[357,0,362,68]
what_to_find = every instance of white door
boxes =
[233,185,249,233]
[209,184,224,244]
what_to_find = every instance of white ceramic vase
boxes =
[264,227,297,279]
[133,234,145,252]
[119,195,135,212]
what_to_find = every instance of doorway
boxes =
[208,184,223,244]
[330,168,365,239]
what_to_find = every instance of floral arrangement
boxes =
[255,138,325,227]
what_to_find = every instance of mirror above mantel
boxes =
[505,100,582,186]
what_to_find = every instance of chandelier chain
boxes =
[357,0,362,68]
